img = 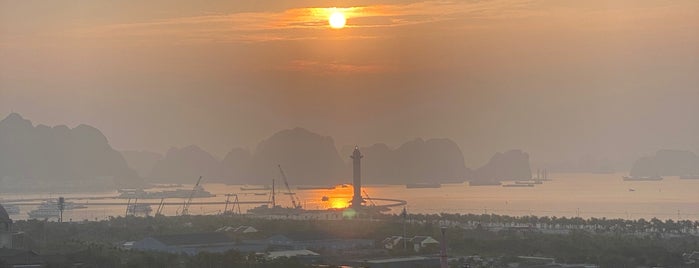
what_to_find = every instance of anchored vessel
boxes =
[406,182,441,189]
[623,176,663,181]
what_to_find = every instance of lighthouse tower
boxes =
[351,146,364,208]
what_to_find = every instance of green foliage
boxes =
[10,213,699,267]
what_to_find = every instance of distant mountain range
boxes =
[131,127,532,185]
[0,113,535,189]
[469,150,532,184]
[630,149,699,177]
[0,113,139,192]
[343,138,469,184]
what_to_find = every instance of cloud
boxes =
[67,0,540,44]
[4,0,696,47]
[282,60,391,75]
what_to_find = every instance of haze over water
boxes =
[5,173,699,222]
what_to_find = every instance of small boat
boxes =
[516,180,543,185]
[321,196,329,201]
[240,185,272,191]
[628,188,636,192]
[502,183,534,187]
[406,182,441,189]
[468,180,502,186]
[623,176,663,181]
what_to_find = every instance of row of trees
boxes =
[395,213,699,234]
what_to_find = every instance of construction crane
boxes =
[363,190,376,206]
[278,165,301,209]
[125,198,132,217]
[155,198,165,216]
[223,194,241,215]
[180,176,203,216]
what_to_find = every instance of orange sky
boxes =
[1,0,698,167]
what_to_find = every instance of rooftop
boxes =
[150,232,234,246]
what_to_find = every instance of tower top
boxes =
[351,146,363,159]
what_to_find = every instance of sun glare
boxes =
[329,198,349,209]
[329,11,346,29]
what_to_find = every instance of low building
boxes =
[0,205,28,250]
[215,225,258,234]
[382,235,439,253]
[410,236,439,252]
[267,249,319,259]
[133,232,372,255]
[132,232,266,255]
[0,248,43,267]
[257,234,374,252]
[347,256,440,268]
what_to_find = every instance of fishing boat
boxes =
[406,182,441,189]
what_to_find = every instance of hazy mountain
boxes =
[149,145,224,183]
[249,128,346,185]
[0,113,139,192]
[630,149,699,177]
[470,150,532,183]
[344,138,469,184]
[121,150,163,178]
[118,127,529,186]
[356,143,396,183]
[221,148,253,183]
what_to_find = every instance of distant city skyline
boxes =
[2,1,698,166]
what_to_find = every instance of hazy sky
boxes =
[1,0,698,167]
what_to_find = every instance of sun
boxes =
[328,11,346,29]
[329,198,349,209]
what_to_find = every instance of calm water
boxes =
[3,173,699,221]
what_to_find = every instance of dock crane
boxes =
[363,190,376,206]
[155,198,165,216]
[223,194,241,215]
[278,165,302,209]
[180,176,203,216]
